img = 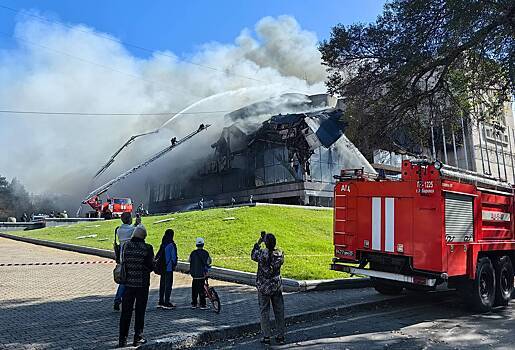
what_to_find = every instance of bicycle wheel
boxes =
[209,288,221,314]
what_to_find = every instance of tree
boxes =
[319,0,514,156]
[8,178,33,219]
[0,175,13,218]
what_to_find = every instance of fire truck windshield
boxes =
[113,199,131,205]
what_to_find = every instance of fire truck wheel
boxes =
[469,257,496,312]
[493,256,514,307]
[372,278,404,295]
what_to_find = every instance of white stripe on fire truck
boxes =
[372,197,381,250]
[385,197,395,252]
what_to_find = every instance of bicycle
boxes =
[204,278,221,313]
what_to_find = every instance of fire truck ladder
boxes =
[439,163,513,194]
[77,124,211,216]
[93,129,159,179]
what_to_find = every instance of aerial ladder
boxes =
[77,124,210,217]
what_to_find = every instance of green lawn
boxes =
[14,206,348,280]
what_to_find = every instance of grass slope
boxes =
[14,206,347,280]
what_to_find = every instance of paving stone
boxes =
[0,237,389,349]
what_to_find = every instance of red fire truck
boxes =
[331,159,515,311]
[83,195,133,219]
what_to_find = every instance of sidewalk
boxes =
[0,237,392,349]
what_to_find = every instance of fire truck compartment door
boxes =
[445,193,473,243]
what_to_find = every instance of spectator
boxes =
[188,237,211,309]
[157,229,178,309]
[113,212,140,311]
[118,225,154,347]
[251,232,285,345]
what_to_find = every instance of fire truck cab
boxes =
[331,159,515,311]
[84,195,133,219]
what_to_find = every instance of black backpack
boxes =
[153,247,164,275]
[113,226,121,263]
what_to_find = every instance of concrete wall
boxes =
[0,222,45,231]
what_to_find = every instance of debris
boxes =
[153,217,176,224]
[85,225,101,228]
[223,217,237,221]
[76,234,97,239]
[97,238,109,242]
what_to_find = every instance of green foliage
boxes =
[320,0,514,155]
[15,206,347,280]
[0,175,61,220]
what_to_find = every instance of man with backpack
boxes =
[251,231,285,345]
[113,212,140,311]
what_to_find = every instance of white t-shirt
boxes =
[116,224,136,246]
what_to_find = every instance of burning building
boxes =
[148,94,375,212]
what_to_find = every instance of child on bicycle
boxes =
[188,237,212,309]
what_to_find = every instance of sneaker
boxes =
[117,337,127,348]
[260,337,271,345]
[157,302,165,309]
[191,304,198,309]
[113,302,120,311]
[133,336,147,346]
[199,305,209,310]
[162,302,176,309]
[275,336,285,344]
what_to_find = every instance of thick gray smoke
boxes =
[0,14,326,208]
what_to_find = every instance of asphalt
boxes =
[201,291,515,350]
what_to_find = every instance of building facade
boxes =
[148,94,375,212]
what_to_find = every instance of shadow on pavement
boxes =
[199,291,515,350]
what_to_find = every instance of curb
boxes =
[142,296,405,349]
[0,232,115,259]
[0,232,371,292]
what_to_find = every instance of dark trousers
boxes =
[191,278,206,307]
[119,286,149,340]
[159,271,174,304]
[258,290,285,338]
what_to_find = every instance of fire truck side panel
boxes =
[479,192,513,240]
[411,186,445,273]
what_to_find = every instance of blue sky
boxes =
[0,1,388,191]
[0,0,386,57]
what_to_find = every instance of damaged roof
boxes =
[260,109,346,149]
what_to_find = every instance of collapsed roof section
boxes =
[211,102,376,178]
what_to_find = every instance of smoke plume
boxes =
[0,13,326,209]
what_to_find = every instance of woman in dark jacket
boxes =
[157,229,178,309]
[118,226,154,347]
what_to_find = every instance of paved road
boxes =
[203,291,515,350]
[0,237,391,349]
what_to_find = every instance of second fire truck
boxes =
[332,159,515,311]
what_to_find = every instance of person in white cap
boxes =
[188,237,212,309]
